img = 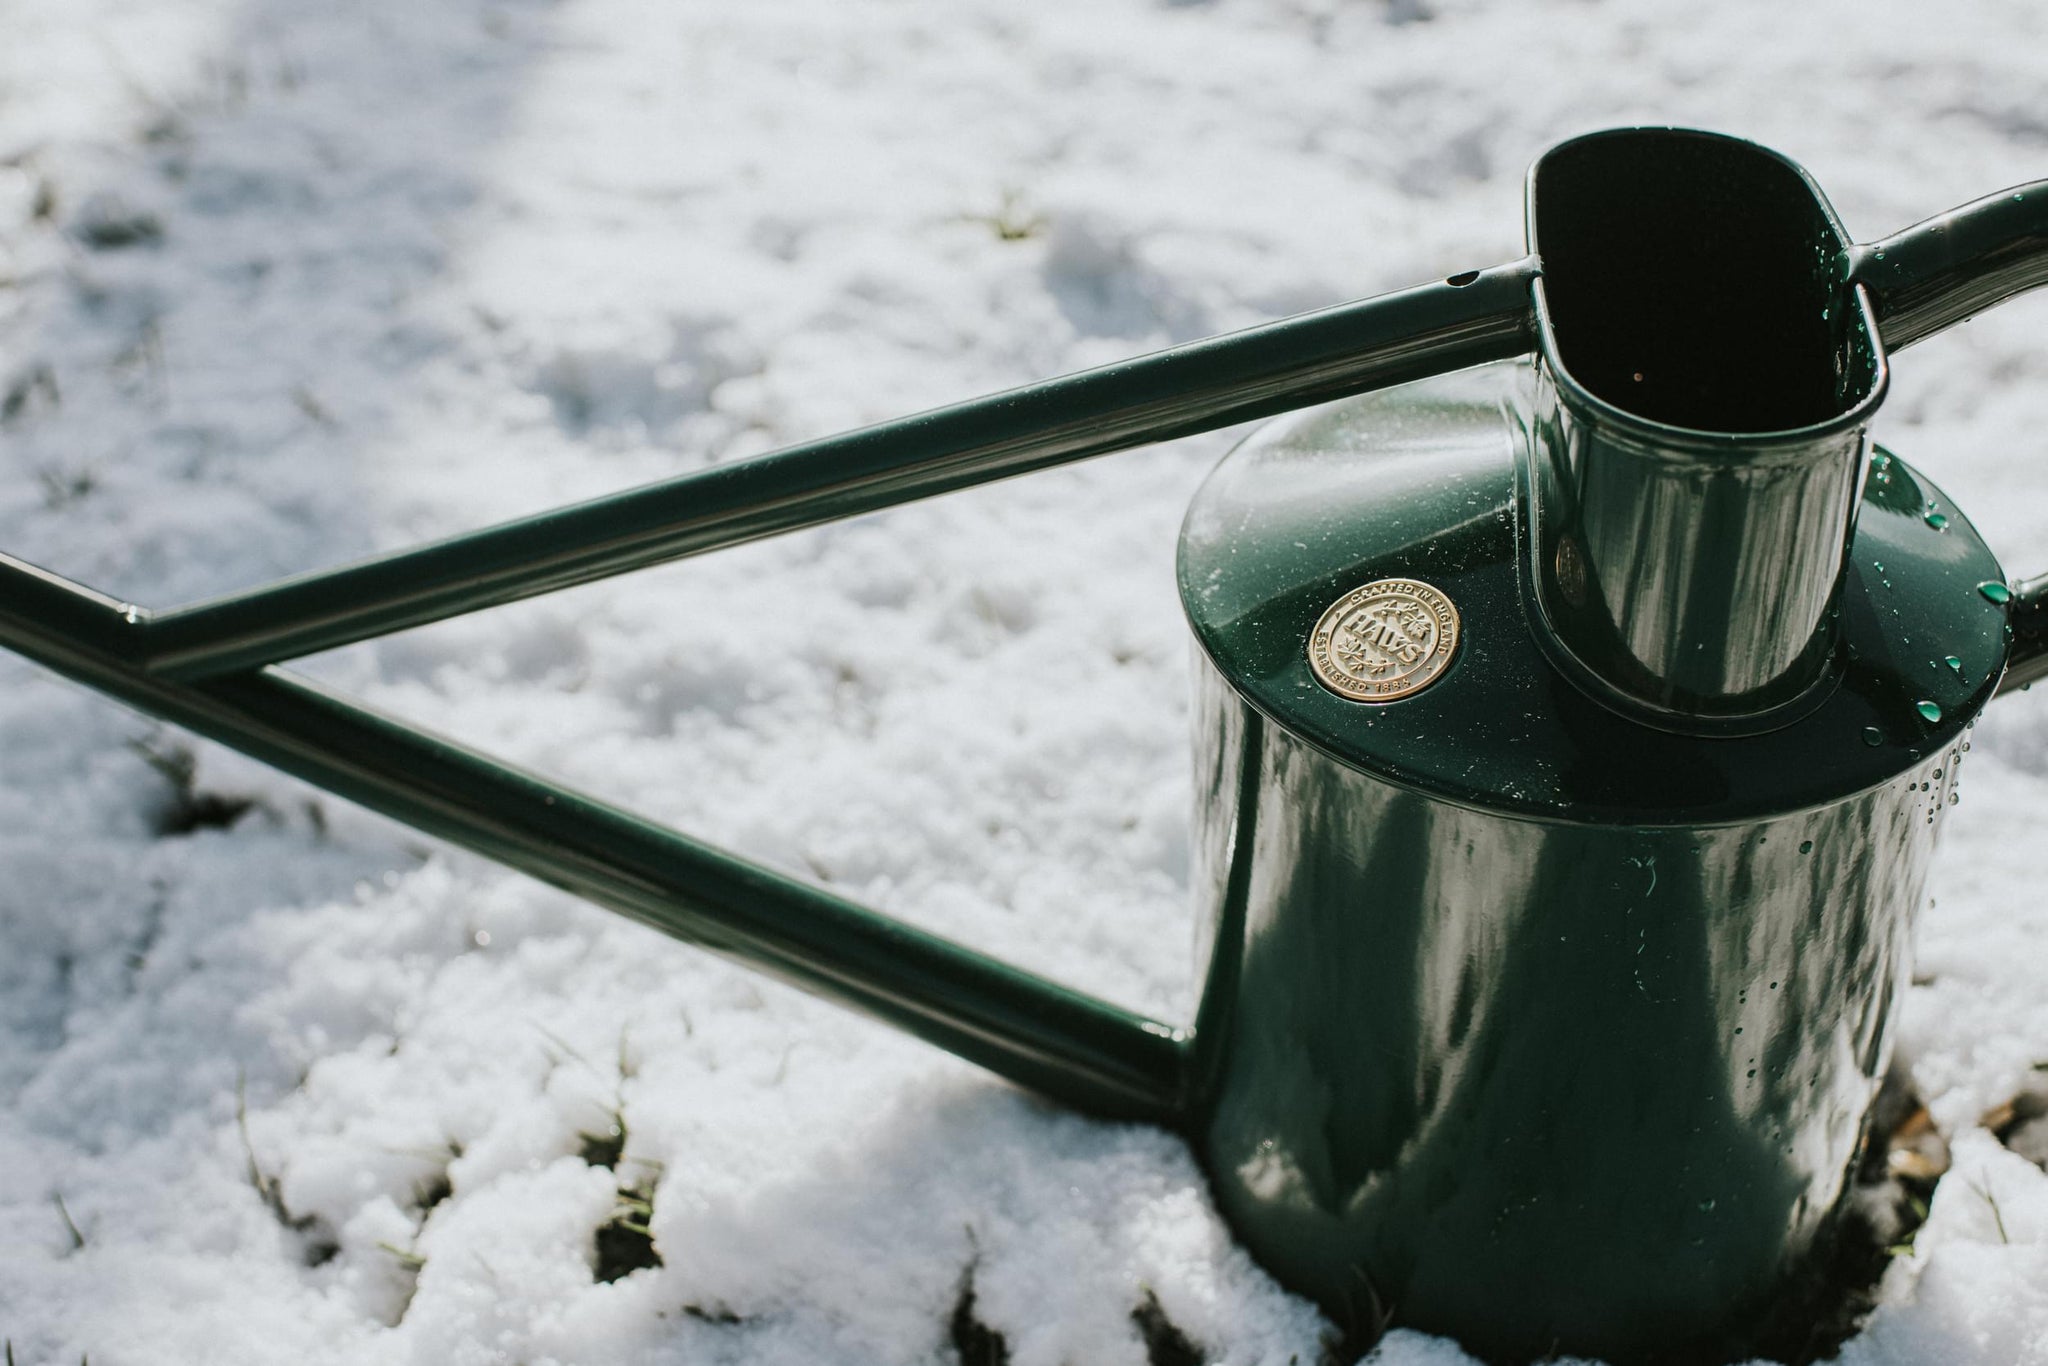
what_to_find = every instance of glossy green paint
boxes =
[1189,663,1949,1363]
[0,125,2043,1366]
[1178,365,1999,1361]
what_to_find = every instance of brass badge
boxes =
[1307,578,1461,702]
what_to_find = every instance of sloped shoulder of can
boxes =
[1175,364,2006,826]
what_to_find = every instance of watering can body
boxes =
[1174,129,2028,1361]
[1177,367,1995,1363]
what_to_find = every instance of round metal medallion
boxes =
[1307,578,1461,702]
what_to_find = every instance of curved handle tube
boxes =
[1998,572,2048,697]
[1850,180,2048,351]
[1852,183,2048,695]
[139,260,1537,679]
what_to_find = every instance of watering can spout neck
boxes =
[1515,129,1885,730]
[1512,131,2048,732]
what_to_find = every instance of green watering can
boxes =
[4,127,2046,1363]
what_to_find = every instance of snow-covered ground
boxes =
[2,1,2046,1362]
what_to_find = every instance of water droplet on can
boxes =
[1862,726,1883,746]
[1924,511,1948,530]
[1945,655,1965,678]
[1916,700,1943,723]
[1979,580,2013,604]
[1799,840,1813,854]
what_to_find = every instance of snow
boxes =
[2,0,2046,1363]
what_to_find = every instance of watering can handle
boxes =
[2,170,2046,1127]
[1845,180,2048,692]
[2003,573,2048,695]
[1849,181,2048,351]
